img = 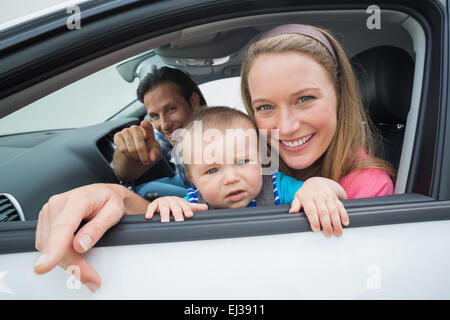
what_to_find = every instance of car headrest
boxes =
[351,46,414,125]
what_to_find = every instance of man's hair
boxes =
[137,66,207,106]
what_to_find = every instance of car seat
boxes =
[351,46,415,171]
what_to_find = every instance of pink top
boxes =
[338,168,394,199]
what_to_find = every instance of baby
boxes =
[145,106,349,235]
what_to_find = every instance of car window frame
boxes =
[0,0,448,254]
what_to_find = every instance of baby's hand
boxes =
[145,196,208,223]
[289,177,349,237]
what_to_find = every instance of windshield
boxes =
[0,51,170,136]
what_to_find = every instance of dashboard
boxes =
[0,118,141,221]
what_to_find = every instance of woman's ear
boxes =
[190,92,201,111]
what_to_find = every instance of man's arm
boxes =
[113,148,160,181]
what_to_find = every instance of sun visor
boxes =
[154,28,258,60]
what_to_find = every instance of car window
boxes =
[0,63,138,136]
[199,77,246,113]
[0,51,169,136]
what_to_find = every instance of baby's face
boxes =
[186,122,263,208]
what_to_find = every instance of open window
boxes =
[0,0,448,254]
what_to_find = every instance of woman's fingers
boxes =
[59,248,102,292]
[72,196,125,254]
[336,198,350,226]
[315,199,333,237]
[302,199,320,232]
[327,198,343,237]
[289,197,302,213]
[34,193,86,275]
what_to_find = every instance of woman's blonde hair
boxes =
[241,26,395,181]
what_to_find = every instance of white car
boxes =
[0,0,449,299]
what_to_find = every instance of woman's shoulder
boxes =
[338,167,394,199]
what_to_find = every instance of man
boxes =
[113,66,207,191]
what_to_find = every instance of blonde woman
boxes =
[241,24,394,199]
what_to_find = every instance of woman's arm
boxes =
[34,183,149,292]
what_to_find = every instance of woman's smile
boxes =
[280,133,315,150]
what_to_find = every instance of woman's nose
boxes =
[278,107,301,137]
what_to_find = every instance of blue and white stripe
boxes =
[272,170,281,205]
[185,170,281,207]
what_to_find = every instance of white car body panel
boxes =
[1,219,450,299]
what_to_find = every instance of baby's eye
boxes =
[298,96,315,103]
[236,159,249,165]
[255,104,273,112]
[206,167,218,174]
[149,114,159,120]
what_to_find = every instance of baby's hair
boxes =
[174,106,258,174]
[184,106,256,132]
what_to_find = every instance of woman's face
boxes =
[248,51,338,170]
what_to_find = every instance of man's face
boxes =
[144,82,196,143]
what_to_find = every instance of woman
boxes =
[240,24,394,199]
[33,24,394,291]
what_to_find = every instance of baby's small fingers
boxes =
[179,200,194,219]
[169,199,184,222]
[145,201,158,219]
[302,200,320,232]
[188,203,209,211]
[327,199,343,237]
[316,200,333,237]
[335,198,349,226]
[158,199,171,223]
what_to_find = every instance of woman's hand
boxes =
[34,183,149,292]
[145,196,208,222]
[289,177,349,237]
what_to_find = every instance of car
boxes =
[0,0,449,299]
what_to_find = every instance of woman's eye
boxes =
[298,96,315,103]
[255,105,273,112]
[236,159,249,165]
[207,168,218,174]
[168,106,177,113]
[149,114,159,121]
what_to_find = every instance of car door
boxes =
[0,0,449,299]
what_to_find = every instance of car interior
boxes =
[0,9,424,223]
